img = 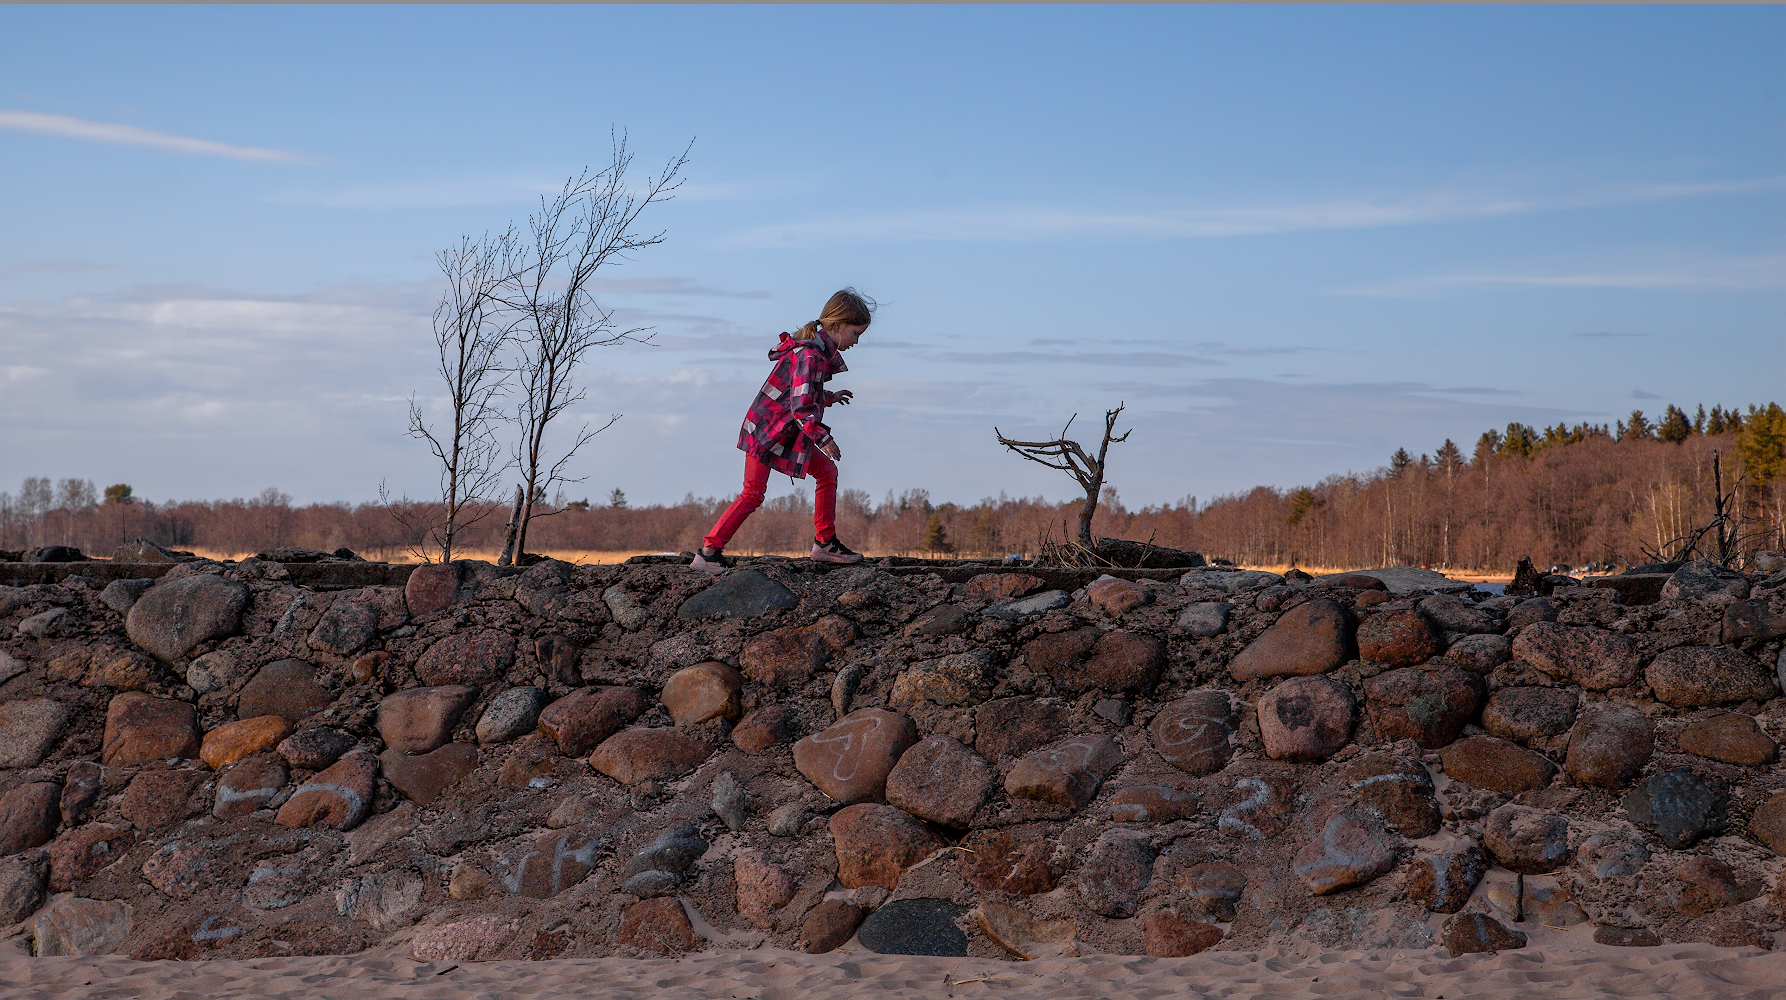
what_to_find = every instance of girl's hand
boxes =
[822,440,842,461]
[833,390,854,405]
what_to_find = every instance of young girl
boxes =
[693,289,875,573]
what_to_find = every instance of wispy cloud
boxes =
[1340,254,1786,297]
[719,177,1786,248]
[588,277,769,299]
[2,259,121,275]
[0,110,308,164]
[1631,389,1664,400]
[1575,331,1647,339]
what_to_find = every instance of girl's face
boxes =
[829,323,867,350]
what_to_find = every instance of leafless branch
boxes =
[405,229,520,561]
[996,404,1130,551]
[501,131,690,557]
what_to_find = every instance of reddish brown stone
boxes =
[1407,844,1487,913]
[58,762,100,827]
[1077,829,1155,917]
[889,650,997,707]
[1109,785,1199,822]
[1671,856,1760,917]
[1072,630,1166,694]
[236,659,331,724]
[1293,809,1401,894]
[1143,913,1222,957]
[1678,713,1777,766]
[799,900,866,953]
[1511,623,1639,691]
[1004,734,1125,809]
[213,757,286,818]
[537,686,647,756]
[1356,610,1442,667]
[733,851,796,930]
[617,896,697,953]
[1330,574,1388,591]
[275,750,376,830]
[659,662,743,726]
[404,562,461,616]
[415,629,516,687]
[1257,675,1355,762]
[1441,912,1526,955]
[731,705,800,753]
[1148,691,1235,776]
[1022,629,1100,687]
[739,615,856,687]
[1440,735,1558,794]
[1722,599,1786,642]
[1355,590,1391,608]
[1482,686,1578,745]
[1646,646,1778,708]
[118,769,207,832]
[959,826,1058,894]
[885,734,996,828]
[380,742,479,806]
[974,697,1071,764]
[507,831,601,898]
[1507,598,1558,629]
[1176,861,1246,921]
[276,726,356,770]
[962,573,1046,600]
[1594,925,1663,947]
[0,783,60,854]
[1747,791,1786,856]
[829,803,947,890]
[1483,803,1571,873]
[45,824,134,890]
[200,715,293,769]
[792,708,918,805]
[102,693,201,766]
[590,728,713,785]
[378,685,480,755]
[1087,577,1149,615]
[87,648,164,690]
[1229,599,1352,680]
[411,914,517,962]
[1565,702,1653,788]
[1362,665,1484,749]
[1322,753,1441,837]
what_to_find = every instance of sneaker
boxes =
[811,537,864,565]
[691,547,731,574]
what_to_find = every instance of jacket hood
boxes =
[768,331,846,375]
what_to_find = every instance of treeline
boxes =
[4,403,1782,572]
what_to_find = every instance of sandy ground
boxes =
[3,935,1783,1000]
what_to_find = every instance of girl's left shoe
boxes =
[811,537,864,565]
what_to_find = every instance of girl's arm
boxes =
[787,348,834,449]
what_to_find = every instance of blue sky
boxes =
[2,6,1781,509]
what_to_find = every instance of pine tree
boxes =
[920,511,953,553]
[1390,448,1413,475]
[1694,404,1707,434]
[103,484,136,505]
[1709,406,1727,435]
[608,488,628,509]
[1657,405,1692,444]
[1738,403,1786,488]
[1622,410,1653,441]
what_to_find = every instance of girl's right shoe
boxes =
[811,537,864,565]
[691,548,731,574]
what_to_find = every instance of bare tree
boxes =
[501,133,689,559]
[397,230,520,562]
[996,403,1131,552]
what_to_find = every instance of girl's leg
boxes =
[808,450,839,543]
[703,455,772,551]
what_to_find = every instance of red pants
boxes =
[703,451,837,551]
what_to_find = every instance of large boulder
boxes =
[125,575,248,662]
[1645,646,1777,707]
[1229,599,1352,680]
[1511,623,1640,691]
[1660,560,1751,605]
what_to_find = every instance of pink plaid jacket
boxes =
[736,331,849,478]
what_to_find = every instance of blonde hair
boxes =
[792,288,876,341]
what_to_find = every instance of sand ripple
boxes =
[2,941,1783,1000]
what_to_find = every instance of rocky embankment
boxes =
[1,553,1785,962]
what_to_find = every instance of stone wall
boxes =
[0,553,1783,961]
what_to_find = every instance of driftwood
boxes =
[996,404,1131,553]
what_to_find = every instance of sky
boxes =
[2,6,1782,511]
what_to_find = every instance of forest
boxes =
[4,402,1782,573]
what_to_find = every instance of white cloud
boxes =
[0,110,308,164]
[717,176,1786,248]
[1337,254,1786,297]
